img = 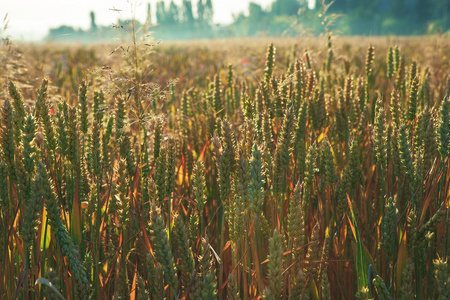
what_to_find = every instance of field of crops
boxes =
[1,34,450,299]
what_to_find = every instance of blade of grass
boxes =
[347,195,369,293]
[35,277,65,300]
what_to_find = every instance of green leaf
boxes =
[70,184,82,246]
[347,195,369,291]
[40,206,51,251]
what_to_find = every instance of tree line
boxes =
[45,0,449,42]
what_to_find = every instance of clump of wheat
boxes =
[149,205,178,294]
[1,35,450,300]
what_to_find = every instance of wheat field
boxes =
[0,34,450,299]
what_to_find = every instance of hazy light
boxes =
[2,0,317,41]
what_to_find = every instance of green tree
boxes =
[392,0,406,18]
[90,11,97,31]
[326,0,353,13]
[48,25,76,37]
[204,0,213,25]
[248,3,268,35]
[197,0,205,25]
[271,0,301,16]
[182,0,195,26]
[249,2,266,21]
[167,1,180,25]
[156,1,167,25]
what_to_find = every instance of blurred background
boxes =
[2,0,449,42]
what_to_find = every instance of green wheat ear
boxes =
[293,60,305,113]
[400,259,415,299]
[372,275,391,300]
[407,75,419,123]
[78,80,89,135]
[304,221,320,281]
[193,160,207,214]
[22,165,43,269]
[93,90,105,124]
[418,68,431,107]
[294,99,307,166]
[398,125,414,184]
[390,89,402,128]
[1,100,16,183]
[304,48,311,69]
[365,45,375,83]
[102,116,114,169]
[213,74,224,119]
[417,206,447,245]
[264,43,276,84]
[287,180,305,261]
[264,229,284,299]
[393,45,400,73]
[318,139,336,191]
[326,33,333,72]
[409,61,417,87]
[387,46,394,79]
[382,197,397,262]
[336,88,349,143]
[146,253,163,298]
[119,131,135,178]
[20,114,38,252]
[0,161,8,209]
[395,54,406,96]
[374,100,387,173]
[433,258,450,299]
[419,106,437,171]
[437,95,450,159]
[90,120,102,178]
[356,77,367,110]
[149,205,178,294]
[165,137,177,198]
[249,143,265,215]
[303,143,318,212]
[36,79,57,165]
[173,214,195,290]
[136,273,149,300]
[315,89,327,131]
[262,110,275,154]
[344,75,353,109]
[272,105,294,195]
[291,268,308,299]
[321,266,331,300]
[234,149,250,242]
[9,81,27,146]
[35,78,48,123]
[217,119,236,204]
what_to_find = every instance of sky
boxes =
[1,0,314,41]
